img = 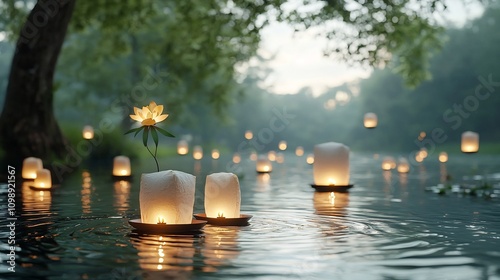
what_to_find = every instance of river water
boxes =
[0,153,499,279]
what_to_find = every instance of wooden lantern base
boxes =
[193,213,253,226]
[310,184,354,193]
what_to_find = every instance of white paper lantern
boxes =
[381,156,396,170]
[113,156,131,176]
[204,172,241,218]
[278,141,287,151]
[256,155,272,173]
[193,146,203,160]
[295,146,304,156]
[306,154,314,165]
[363,113,378,128]
[397,158,410,173]
[140,170,195,224]
[82,125,94,140]
[244,130,253,140]
[439,152,448,163]
[34,169,52,189]
[232,153,241,164]
[22,157,43,179]
[313,142,350,186]
[461,131,479,153]
[177,140,189,155]
[211,149,220,160]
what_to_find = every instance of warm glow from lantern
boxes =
[212,149,220,159]
[419,148,428,159]
[278,141,287,151]
[82,125,94,140]
[381,157,396,171]
[418,131,427,141]
[268,151,276,161]
[177,140,189,155]
[193,146,203,160]
[296,146,304,156]
[313,142,350,186]
[306,154,314,164]
[113,156,131,176]
[140,170,195,224]
[439,152,448,163]
[22,157,43,179]
[34,169,52,189]
[250,151,258,161]
[397,158,410,173]
[363,112,378,128]
[205,173,241,218]
[233,153,241,163]
[415,154,423,163]
[244,130,253,140]
[256,156,273,173]
[461,131,479,153]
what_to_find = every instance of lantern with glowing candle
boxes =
[397,158,410,173]
[113,156,131,177]
[22,157,43,179]
[438,152,448,163]
[278,141,287,151]
[139,170,195,224]
[256,155,272,173]
[177,140,189,155]
[381,157,396,171]
[211,149,220,160]
[267,151,276,161]
[312,142,352,191]
[232,153,241,164]
[33,169,52,190]
[295,146,304,156]
[306,154,314,165]
[244,130,253,140]
[363,113,377,128]
[193,146,203,160]
[82,125,94,140]
[461,131,479,153]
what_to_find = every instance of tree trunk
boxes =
[0,0,76,161]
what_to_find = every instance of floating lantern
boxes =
[381,156,396,171]
[113,156,131,177]
[419,148,428,159]
[438,152,448,163]
[278,141,287,151]
[249,151,258,161]
[268,151,276,161]
[256,155,272,173]
[82,125,94,140]
[397,157,410,173]
[363,113,377,128]
[33,169,52,189]
[211,149,220,160]
[295,146,304,156]
[461,131,479,153]
[418,131,426,141]
[139,170,195,224]
[204,173,240,218]
[232,153,241,164]
[193,146,203,160]
[306,154,314,164]
[312,142,351,190]
[177,140,189,155]
[22,157,43,179]
[415,154,424,163]
[244,130,253,140]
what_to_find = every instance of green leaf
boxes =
[124,127,142,135]
[134,126,145,137]
[151,126,159,147]
[156,126,175,138]
[143,126,149,147]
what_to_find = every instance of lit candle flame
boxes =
[157,217,166,224]
[121,170,127,175]
[328,178,336,186]
[217,212,225,218]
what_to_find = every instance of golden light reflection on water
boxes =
[202,226,240,270]
[313,192,349,217]
[22,182,52,212]
[256,173,271,192]
[113,180,130,213]
[81,170,92,214]
[440,162,448,184]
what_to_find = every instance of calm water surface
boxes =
[1,153,499,279]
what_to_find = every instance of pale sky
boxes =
[259,1,484,96]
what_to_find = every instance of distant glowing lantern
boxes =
[256,155,272,173]
[268,151,276,161]
[276,153,284,163]
[245,130,253,140]
[381,157,396,171]
[363,113,378,128]
[418,131,426,141]
[211,149,220,160]
[419,148,428,159]
[233,153,241,164]
[34,169,52,189]
[306,154,314,164]
[177,140,189,155]
[22,157,43,179]
[140,170,195,224]
[204,172,241,218]
[193,146,203,160]
[296,146,304,156]
[250,151,258,161]
[415,154,423,163]
[82,125,94,140]
[461,131,479,153]
[313,142,350,186]
[278,141,287,151]
[439,152,448,163]
[397,158,410,173]
[113,156,131,176]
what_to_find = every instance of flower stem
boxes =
[145,144,160,172]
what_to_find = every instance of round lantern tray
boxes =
[310,184,354,193]
[256,171,272,174]
[193,213,253,226]
[128,219,207,234]
[112,175,133,181]
[29,185,60,191]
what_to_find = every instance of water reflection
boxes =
[194,161,202,176]
[113,180,131,214]
[22,182,52,212]
[81,170,92,214]
[399,173,408,188]
[313,192,349,217]
[440,162,448,183]
[255,173,271,192]
[202,226,241,271]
